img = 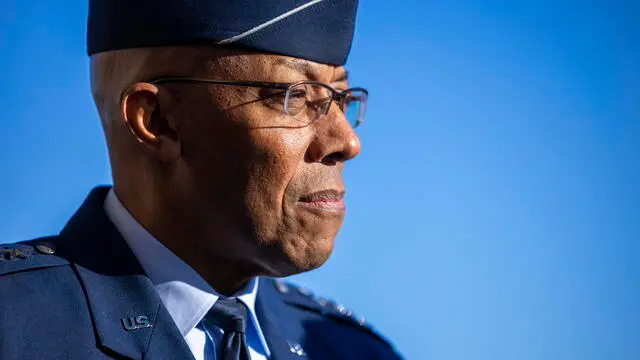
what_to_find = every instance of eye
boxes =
[264,88,306,105]
[260,88,290,111]
[265,89,288,100]
[288,88,307,99]
[284,84,310,116]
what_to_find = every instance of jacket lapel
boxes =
[256,278,304,360]
[59,187,194,360]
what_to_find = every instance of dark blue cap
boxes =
[87,0,358,65]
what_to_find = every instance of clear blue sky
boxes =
[1,1,639,359]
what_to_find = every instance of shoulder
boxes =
[265,278,403,358]
[0,236,70,277]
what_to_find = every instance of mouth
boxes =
[297,189,346,212]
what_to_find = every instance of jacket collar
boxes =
[59,186,194,360]
[256,278,309,360]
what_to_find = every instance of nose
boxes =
[305,103,361,165]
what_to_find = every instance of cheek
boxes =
[244,126,311,237]
[280,130,308,149]
[278,200,344,271]
[175,94,261,228]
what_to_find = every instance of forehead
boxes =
[188,46,346,82]
[273,57,346,80]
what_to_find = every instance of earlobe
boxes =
[121,82,181,162]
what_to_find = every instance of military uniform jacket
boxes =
[0,188,403,360]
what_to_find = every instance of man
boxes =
[0,1,402,359]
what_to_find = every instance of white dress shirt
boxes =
[104,189,270,360]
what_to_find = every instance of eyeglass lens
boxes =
[285,83,366,128]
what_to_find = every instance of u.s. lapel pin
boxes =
[121,315,153,331]
[287,341,307,357]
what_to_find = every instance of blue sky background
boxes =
[1,1,639,359]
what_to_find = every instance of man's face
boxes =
[161,48,361,276]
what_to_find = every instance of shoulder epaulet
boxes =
[0,236,70,276]
[273,279,395,348]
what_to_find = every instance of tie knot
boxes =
[205,298,248,333]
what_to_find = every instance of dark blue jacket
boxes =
[0,188,403,360]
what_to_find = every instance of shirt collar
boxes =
[103,189,263,341]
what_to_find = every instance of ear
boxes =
[121,82,180,163]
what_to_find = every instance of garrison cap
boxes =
[87,0,359,66]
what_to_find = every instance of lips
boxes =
[298,189,346,211]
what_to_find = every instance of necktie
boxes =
[204,298,251,360]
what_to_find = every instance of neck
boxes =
[165,241,260,296]
[112,184,264,296]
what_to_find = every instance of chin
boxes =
[263,234,337,277]
[296,242,335,272]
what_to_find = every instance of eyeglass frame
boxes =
[145,77,369,127]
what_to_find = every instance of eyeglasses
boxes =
[148,77,368,128]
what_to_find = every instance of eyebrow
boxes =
[278,58,348,83]
[334,70,349,83]
[279,58,320,80]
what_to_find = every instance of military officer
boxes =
[0,1,403,359]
